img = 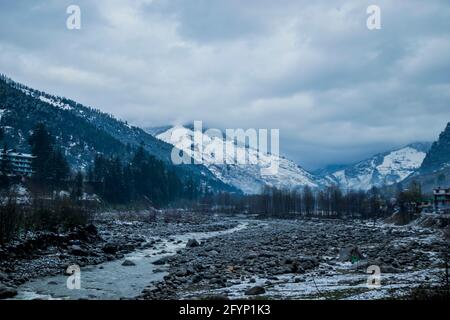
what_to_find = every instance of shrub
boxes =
[0,197,23,244]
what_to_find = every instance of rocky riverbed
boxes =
[0,211,238,299]
[139,218,449,300]
[1,213,448,300]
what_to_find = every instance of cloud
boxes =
[0,0,449,170]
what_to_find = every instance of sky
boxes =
[0,0,449,170]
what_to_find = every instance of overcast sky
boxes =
[1,0,449,170]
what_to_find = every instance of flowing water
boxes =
[14,222,248,300]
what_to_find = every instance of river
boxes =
[13,222,248,300]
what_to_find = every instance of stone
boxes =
[0,284,17,299]
[186,239,200,248]
[122,259,136,266]
[102,244,119,254]
[84,224,98,235]
[202,295,229,300]
[70,245,88,256]
[152,256,171,265]
[192,274,203,283]
[339,246,364,262]
[245,286,266,296]
[0,273,8,282]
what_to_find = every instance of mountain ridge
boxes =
[0,74,236,193]
[323,142,432,191]
[150,124,324,194]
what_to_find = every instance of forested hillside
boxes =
[0,75,236,194]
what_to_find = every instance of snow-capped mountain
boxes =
[419,123,450,174]
[0,75,235,193]
[325,143,431,191]
[152,125,321,194]
[403,122,450,192]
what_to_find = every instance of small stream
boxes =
[13,222,248,300]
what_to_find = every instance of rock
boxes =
[153,268,165,273]
[0,273,8,282]
[381,265,401,273]
[245,286,266,296]
[70,245,88,256]
[443,226,450,240]
[152,256,171,265]
[201,295,230,300]
[186,239,200,248]
[259,252,276,258]
[84,224,98,235]
[102,244,118,255]
[0,284,17,299]
[192,274,203,283]
[244,253,258,260]
[122,259,136,266]
[175,269,188,277]
[339,246,364,262]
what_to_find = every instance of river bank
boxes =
[1,213,448,300]
[0,211,239,299]
[139,218,448,300]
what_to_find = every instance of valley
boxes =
[1,212,448,300]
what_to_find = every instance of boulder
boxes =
[70,245,88,256]
[186,239,200,248]
[102,244,119,255]
[201,295,229,300]
[122,259,136,266]
[152,256,171,265]
[0,284,17,299]
[339,246,364,262]
[245,286,266,296]
[192,274,203,283]
[0,272,8,282]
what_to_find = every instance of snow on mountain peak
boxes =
[154,125,319,194]
[326,145,429,191]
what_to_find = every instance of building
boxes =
[433,187,450,214]
[0,150,35,177]
[417,199,434,213]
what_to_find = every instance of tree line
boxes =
[1,122,203,207]
[201,181,425,220]
[86,145,189,206]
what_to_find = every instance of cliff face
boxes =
[420,123,450,174]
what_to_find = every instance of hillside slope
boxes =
[0,75,235,192]
[152,125,323,194]
[324,143,431,191]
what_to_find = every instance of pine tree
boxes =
[72,171,84,200]
[50,148,70,188]
[29,123,70,190]
[0,144,11,188]
[29,123,54,184]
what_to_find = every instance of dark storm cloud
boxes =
[0,0,449,169]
